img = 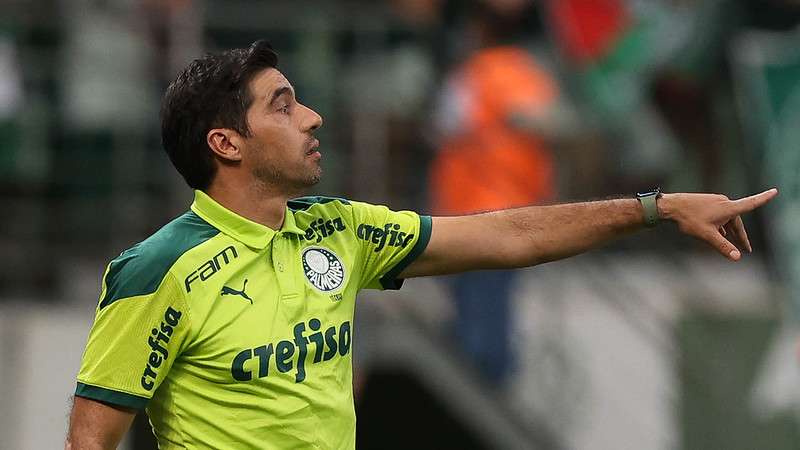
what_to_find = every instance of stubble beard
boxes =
[252,163,321,197]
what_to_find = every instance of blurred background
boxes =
[1,0,799,448]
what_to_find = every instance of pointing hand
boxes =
[657,188,778,261]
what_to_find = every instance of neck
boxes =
[205,179,289,231]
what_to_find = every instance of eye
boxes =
[279,104,290,114]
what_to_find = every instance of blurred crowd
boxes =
[2,0,800,388]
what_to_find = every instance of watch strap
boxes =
[637,190,661,227]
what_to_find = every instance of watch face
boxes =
[637,189,661,198]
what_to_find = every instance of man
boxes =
[66,40,776,449]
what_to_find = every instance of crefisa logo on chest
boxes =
[301,247,345,292]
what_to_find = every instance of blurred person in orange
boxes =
[429,0,567,385]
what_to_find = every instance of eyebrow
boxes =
[267,86,294,106]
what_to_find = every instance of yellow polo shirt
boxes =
[75,190,432,449]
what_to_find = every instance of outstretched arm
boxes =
[399,189,778,278]
[65,396,136,450]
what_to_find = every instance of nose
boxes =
[302,103,323,132]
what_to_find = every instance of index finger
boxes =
[732,188,779,214]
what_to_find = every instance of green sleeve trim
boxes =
[379,215,432,290]
[75,382,149,410]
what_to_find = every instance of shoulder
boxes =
[289,196,356,222]
[288,196,351,211]
[288,196,408,224]
[99,211,220,309]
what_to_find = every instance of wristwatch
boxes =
[636,188,662,227]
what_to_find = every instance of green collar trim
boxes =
[190,190,304,249]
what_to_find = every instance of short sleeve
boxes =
[349,201,432,290]
[75,262,191,410]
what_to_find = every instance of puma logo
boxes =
[221,279,253,304]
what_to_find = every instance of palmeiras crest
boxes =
[301,247,345,292]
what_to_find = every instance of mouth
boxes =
[305,138,320,156]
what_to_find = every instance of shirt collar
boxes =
[190,190,305,249]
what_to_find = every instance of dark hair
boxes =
[160,40,279,189]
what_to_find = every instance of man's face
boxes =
[238,68,323,193]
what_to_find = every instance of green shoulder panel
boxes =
[99,211,219,309]
[288,196,351,211]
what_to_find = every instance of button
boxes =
[277,262,285,272]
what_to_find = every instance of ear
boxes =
[207,128,243,162]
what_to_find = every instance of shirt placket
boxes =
[272,233,306,322]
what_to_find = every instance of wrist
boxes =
[657,193,675,221]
